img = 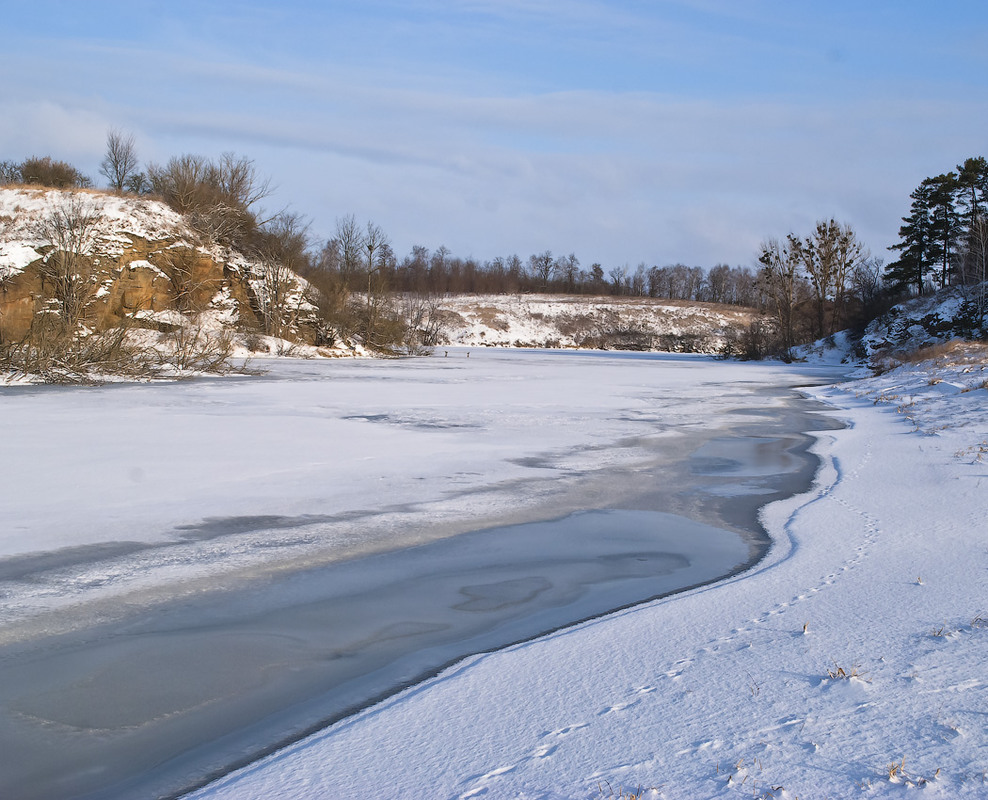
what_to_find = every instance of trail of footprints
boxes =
[457,724,588,798]
[457,438,881,798]
[720,435,881,645]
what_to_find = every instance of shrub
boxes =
[2,317,151,384]
[0,160,22,184]
[146,153,271,249]
[19,156,90,188]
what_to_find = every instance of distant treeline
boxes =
[313,239,759,305]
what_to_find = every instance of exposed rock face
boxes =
[0,187,318,343]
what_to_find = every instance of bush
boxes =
[19,156,90,188]
[1,315,243,384]
[2,316,152,384]
[0,160,22,184]
[146,153,271,249]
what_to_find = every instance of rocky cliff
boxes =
[0,187,319,344]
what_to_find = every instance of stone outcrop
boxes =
[0,187,319,344]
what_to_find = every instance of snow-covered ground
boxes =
[438,294,754,353]
[0,348,847,799]
[2,343,986,799]
[185,349,988,799]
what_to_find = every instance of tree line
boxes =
[754,154,987,358]
[315,238,760,305]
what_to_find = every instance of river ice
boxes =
[0,349,847,798]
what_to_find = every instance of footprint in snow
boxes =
[598,699,639,716]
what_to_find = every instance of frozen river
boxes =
[0,350,846,799]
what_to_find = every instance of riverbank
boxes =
[0,351,845,798]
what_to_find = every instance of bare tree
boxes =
[969,215,988,316]
[850,257,887,324]
[335,214,365,292]
[397,294,448,354]
[147,154,211,213]
[35,197,103,330]
[146,152,272,248]
[801,219,867,337]
[254,212,311,338]
[631,263,648,296]
[157,247,217,313]
[608,265,627,295]
[99,129,140,191]
[556,253,580,292]
[363,221,391,345]
[529,250,555,289]
[0,261,14,344]
[0,160,21,184]
[757,235,802,356]
[215,152,273,212]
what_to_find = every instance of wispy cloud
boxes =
[3,1,987,266]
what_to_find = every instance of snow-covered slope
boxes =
[0,186,320,348]
[438,293,757,353]
[863,286,988,356]
[794,284,988,372]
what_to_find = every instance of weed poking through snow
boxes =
[826,661,868,681]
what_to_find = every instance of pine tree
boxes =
[887,178,935,295]
[956,156,988,284]
[928,172,962,288]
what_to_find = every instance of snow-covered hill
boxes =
[438,293,757,353]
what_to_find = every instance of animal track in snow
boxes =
[599,699,639,716]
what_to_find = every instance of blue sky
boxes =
[3,1,987,269]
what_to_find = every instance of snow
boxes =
[0,241,41,273]
[1,341,986,799]
[183,351,988,799]
[0,352,829,628]
[126,258,170,280]
[0,187,192,269]
[438,294,753,352]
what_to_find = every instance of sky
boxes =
[2,1,987,270]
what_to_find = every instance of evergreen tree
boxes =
[887,178,935,295]
[956,156,988,284]
[928,172,961,288]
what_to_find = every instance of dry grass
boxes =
[826,661,867,680]
[896,339,988,366]
[592,780,656,799]
[0,182,117,198]
[469,306,510,331]
[886,758,906,780]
